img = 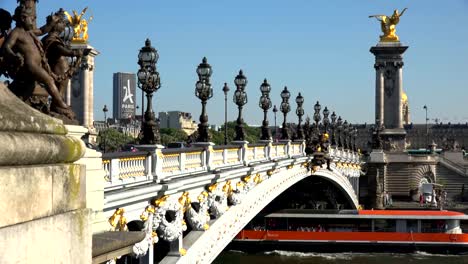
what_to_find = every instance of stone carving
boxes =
[133,205,159,258]
[228,181,246,206]
[0,2,79,122]
[185,191,210,231]
[157,195,187,242]
[383,67,396,97]
[206,183,229,218]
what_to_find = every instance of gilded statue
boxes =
[64,7,92,43]
[369,8,407,42]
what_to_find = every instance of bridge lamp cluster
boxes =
[280,86,291,140]
[195,57,214,143]
[295,92,305,140]
[233,70,248,141]
[137,39,161,144]
[259,79,272,141]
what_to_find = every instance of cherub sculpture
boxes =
[369,8,407,42]
[1,5,75,119]
[42,9,86,114]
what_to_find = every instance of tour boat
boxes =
[231,209,468,254]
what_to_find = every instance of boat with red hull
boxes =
[230,210,468,254]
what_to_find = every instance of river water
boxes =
[214,250,468,264]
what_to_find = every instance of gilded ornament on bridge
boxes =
[242,175,252,183]
[153,195,169,207]
[254,173,262,184]
[207,183,218,192]
[64,7,92,43]
[108,208,127,231]
[369,8,407,42]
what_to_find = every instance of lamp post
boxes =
[336,116,343,148]
[342,120,349,150]
[353,127,358,151]
[233,70,248,141]
[423,105,428,149]
[322,106,330,134]
[102,105,108,126]
[313,101,322,137]
[280,87,291,140]
[330,111,337,146]
[137,38,161,145]
[222,83,230,145]
[102,105,108,153]
[273,105,278,142]
[194,57,213,142]
[295,92,304,140]
[348,123,354,151]
[259,79,272,141]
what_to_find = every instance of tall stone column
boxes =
[370,43,408,151]
[67,44,100,129]
[374,63,384,126]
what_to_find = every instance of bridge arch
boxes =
[179,165,359,263]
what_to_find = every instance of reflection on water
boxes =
[214,250,468,264]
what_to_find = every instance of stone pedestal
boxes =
[66,125,108,234]
[0,83,92,263]
[67,44,100,129]
[370,42,408,151]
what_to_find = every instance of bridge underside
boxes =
[175,166,359,263]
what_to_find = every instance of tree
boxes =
[97,128,135,153]
[159,128,188,146]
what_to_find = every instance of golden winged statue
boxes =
[369,8,407,42]
[64,7,93,43]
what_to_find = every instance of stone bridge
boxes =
[100,140,363,263]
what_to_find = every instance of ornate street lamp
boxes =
[102,105,108,126]
[336,116,343,148]
[348,123,354,150]
[353,127,358,151]
[313,101,321,137]
[423,105,428,148]
[280,86,291,140]
[137,38,161,144]
[259,79,272,141]
[295,92,304,140]
[233,70,248,141]
[322,106,330,134]
[342,120,349,150]
[195,57,213,142]
[273,105,278,141]
[330,111,337,146]
[222,83,230,145]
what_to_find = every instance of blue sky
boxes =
[2,0,468,125]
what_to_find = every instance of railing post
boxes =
[180,152,186,171]
[231,140,249,165]
[258,139,272,161]
[206,146,214,170]
[137,145,165,182]
[145,154,153,181]
[110,158,120,183]
[280,139,291,158]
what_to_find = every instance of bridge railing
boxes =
[102,151,152,189]
[101,140,369,190]
[102,142,297,189]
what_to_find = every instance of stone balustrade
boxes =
[102,141,363,190]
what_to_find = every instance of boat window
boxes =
[407,220,418,233]
[421,220,446,233]
[373,219,396,232]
